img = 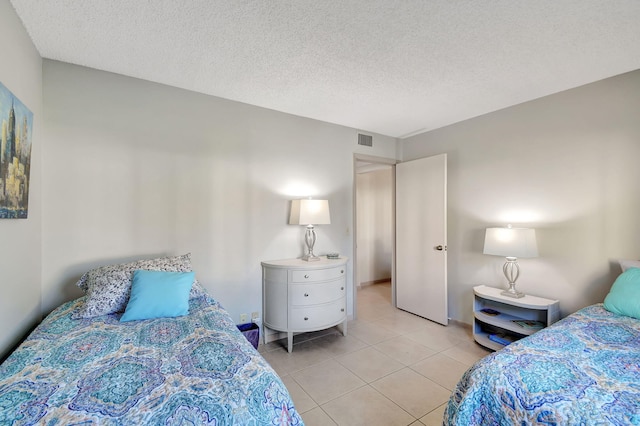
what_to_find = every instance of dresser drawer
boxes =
[290,298,346,330]
[291,266,345,283]
[291,279,345,306]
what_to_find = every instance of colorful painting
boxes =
[0,81,33,219]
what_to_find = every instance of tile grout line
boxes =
[271,283,488,425]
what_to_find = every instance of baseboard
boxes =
[449,318,472,330]
[264,330,287,345]
[359,278,391,287]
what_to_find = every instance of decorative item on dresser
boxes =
[262,256,348,352]
[473,284,559,351]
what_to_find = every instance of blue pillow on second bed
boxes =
[120,270,195,322]
[603,267,640,320]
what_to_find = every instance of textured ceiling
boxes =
[10,0,640,138]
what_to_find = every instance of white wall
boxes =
[41,60,398,324]
[0,2,43,359]
[356,168,393,285]
[402,70,640,324]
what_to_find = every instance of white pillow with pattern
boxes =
[73,253,205,319]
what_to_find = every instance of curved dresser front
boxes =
[262,257,348,352]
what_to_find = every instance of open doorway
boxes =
[354,155,396,319]
[353,153,447,324]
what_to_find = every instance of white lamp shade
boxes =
[483,227,538,258]
[289,199,331,225]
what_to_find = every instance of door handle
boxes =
[435,245,447,251]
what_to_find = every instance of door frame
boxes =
[353,154,398,319]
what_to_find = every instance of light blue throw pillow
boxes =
[120,270,195,322]
[603,267,640,320]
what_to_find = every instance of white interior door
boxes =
[396,154,448,324]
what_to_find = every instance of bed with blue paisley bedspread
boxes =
[445,304,640,425]
[0,294,303,425]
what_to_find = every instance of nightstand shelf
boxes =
[474,310,538,336]
[473,285,559,351]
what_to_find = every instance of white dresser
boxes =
[262,257,348,352]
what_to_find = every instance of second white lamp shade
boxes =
[483,227,538,258]
[289,199,331,225]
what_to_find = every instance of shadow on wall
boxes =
[586,261,623,304]
[374,237,392,278]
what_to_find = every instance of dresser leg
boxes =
[336,319,347,337]
[287,332,293,353]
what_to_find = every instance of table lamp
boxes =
[289,199,331,261]
[483,225,538,298]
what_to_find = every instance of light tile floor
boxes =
[258,282,492,426]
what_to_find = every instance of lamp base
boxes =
[500,289,525,298]
[301,225,321,261]
[501,258,525,298]
[301,254,321,262]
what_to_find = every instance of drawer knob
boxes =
[341,308,345,312]
[304,274,309,279]
[341,287,344,290]
[304,317,309,321]
[340,270,344,274]
[304,293,309,297]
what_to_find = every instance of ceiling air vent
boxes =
[358,133,373,147]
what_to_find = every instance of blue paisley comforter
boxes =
[0,295,303,425]
[445,304,640,425]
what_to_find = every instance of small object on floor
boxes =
[237,323,260,349]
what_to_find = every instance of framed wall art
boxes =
[0,81,33,219]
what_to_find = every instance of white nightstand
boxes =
[473,285,560,351]
[262,257,348,352]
